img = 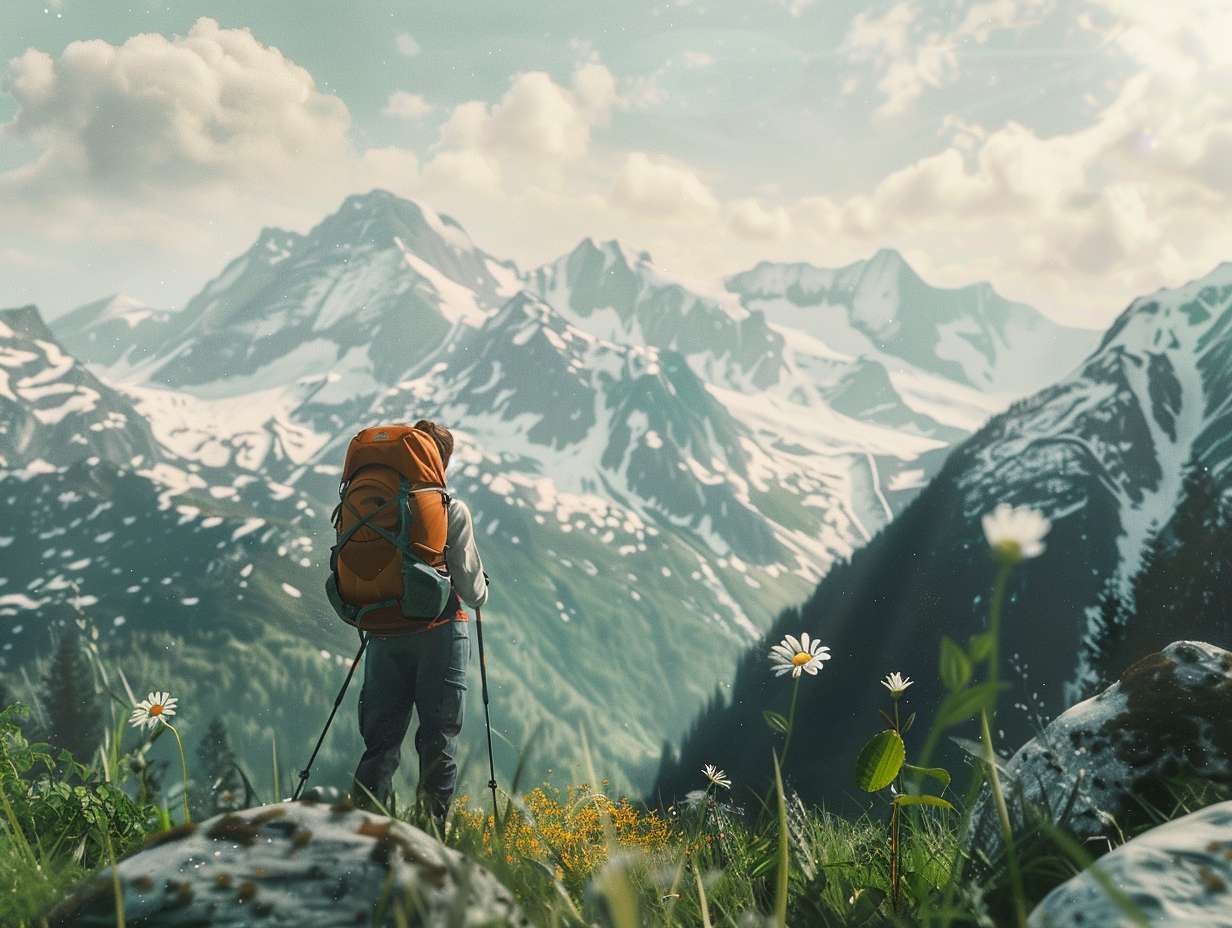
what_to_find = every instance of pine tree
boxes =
[1115,462,1232,671]
[41,627,103,763]
[195,716,242,815]
[1087,583,1130,692]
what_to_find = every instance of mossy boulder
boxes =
[972,639,1232,859]
[46,799,528,926]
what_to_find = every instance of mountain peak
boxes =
[0,305,53,341]
[311,189,478,255]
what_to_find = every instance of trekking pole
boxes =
[474,606,500,825]
[292,631,369,801]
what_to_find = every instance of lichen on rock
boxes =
[45,800,529,927]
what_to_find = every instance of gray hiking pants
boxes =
[352,619,470,822]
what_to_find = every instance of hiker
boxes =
[327,420,488,828]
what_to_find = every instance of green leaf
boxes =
[902,763,951,789]
[939,636,972,691]
[892,794,956,813]
[902,711,917,734]
[968,632,994,662]
[936,682,1008,728]
[848,887,887,925]
[853,730,905,793]
[762,710,789,735]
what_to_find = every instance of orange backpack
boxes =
[325,425,453,633]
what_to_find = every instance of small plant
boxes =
[764,632,831,769]
[853,670,954,914]
[128,691,191,825]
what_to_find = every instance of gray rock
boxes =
[46,800,529,927]
[972,640,1232,860]
[1028,799,1232,927]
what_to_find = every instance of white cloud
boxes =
[0,17,421,308]
[788,37,1232,316]
[682,50,715,69]
[842,4,957,118]
[395,32,421,57]
[772,0,816,16]
[953,0,1053,43]
[435,67,611,165]
[612,153,719,221]
[383,90,433,120]
[424,60,634,193]
[2,20,354,200]
[422,148,501,194]
[842,0,1055,119]
[727,198,792,240]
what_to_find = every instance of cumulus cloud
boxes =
[612,152,719,221]
[0,17,421,309]
[727,198,792,241]
[1,19,354,201]
[424,61,625,192]
[441,70,605,161]
[395,32,421,57]
[383,90,433,120]
[789,27,1232,316]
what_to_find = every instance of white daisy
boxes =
[769,633,831,678]
[702,764,732,790]
[881,672,913,697]
[129,691,178,730]
[981,504,1050,564]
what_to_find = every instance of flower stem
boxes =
[164,721,192,826]
[890,802,900,912]
[987,563,1012,714]
[778,676,801,769]
[981,709,1026,927]
[984,561,1025,928]
[891,697,903,912]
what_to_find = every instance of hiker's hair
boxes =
[413,420,454,470]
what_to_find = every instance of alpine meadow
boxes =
[3,3,1232,927]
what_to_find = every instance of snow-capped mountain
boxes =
[656,261,1232,807]
[528,238,783,391]
[0,305,160,471]
[54,294,175,369]
[10,189,1099,791]
[954,261,1232,694]
[727,250,1098,395]
[118,190,521,396]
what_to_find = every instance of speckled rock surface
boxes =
[46,800,529,926]
[972,640,1232,859]
[1028,799,1232,927]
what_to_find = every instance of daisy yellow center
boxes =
[149,705,164,716]
[791,651,811,667]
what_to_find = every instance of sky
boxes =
[0,0,1229,327]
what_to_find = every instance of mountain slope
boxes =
[119,190,521,396]
[656,262,1232,806]
[0,306,161,471]
[53,294,175,369]
[727,249,1098,395]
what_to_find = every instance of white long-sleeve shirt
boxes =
[445,497,488,608]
